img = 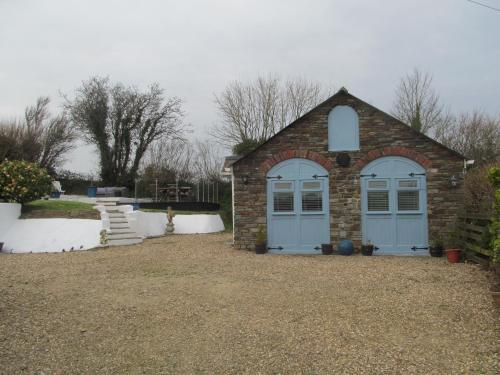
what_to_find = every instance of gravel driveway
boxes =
[0,233,498,374]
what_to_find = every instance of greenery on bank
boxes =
[0,160,52,204]
[22,199,96,213]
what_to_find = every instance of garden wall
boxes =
[101,205,225,237]
[0,203,21,238]
[1,218,102,253]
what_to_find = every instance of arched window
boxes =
[328,105,359,151]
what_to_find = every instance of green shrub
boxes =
[488,167,500,264]
[0,160,52,204]
[255,224,266,245]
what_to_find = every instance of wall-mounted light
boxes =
[241,175,249,185]
[449,175,459,187]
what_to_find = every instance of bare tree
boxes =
[435,110,500,165]
[463,161,500,216]
[65,77,186,187]
[212,75,327,152]
[192,139,224,181]
[392,68,452,134]
[138,138,223,200]
[142,139,195,182]
[0,97,76,174]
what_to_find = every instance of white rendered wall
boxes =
[127,210,224,237]
[0,203,21,238]
[174,214,225,234]
[127,211,167,238]
[1,218,102,253]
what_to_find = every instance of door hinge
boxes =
[268,246,283,250]
[409,173,426,177]
[411,246,429,251]
[360,173,377,178]
[312,174,328,179]
[266,175,282,180]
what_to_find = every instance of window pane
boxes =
[275,182,292,190]
[328,105,359,151]
[302,192,322,212]
[399,180,417,188]
[398,191,419,211]
[303,181,321,190]
[368,180,388,189]
[367,191,389,211]
[274,192,294,212]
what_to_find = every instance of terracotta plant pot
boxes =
[445,248,461,263]
[255,243,267,254]
[321,244,333,255]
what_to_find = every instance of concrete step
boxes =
[96,198,120,202]
[109,219,128,224]
[108,238,143,246]
[108,233,142,240]
[109,228,135,234]
[110,223,130,229]
[107,212,125,218]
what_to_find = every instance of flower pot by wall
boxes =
[491,291,500,308]
[255,243,267,254]
[338,240,354,256]
[429,246,444,257]
[321,244,333,255]
[361,245,374,256]
[445,249,461,263]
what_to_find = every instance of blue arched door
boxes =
[267,158,330,254]
[361,156,428,255]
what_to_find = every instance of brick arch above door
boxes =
[260,150,333,174]
[354,146,432,170]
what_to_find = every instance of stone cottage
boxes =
[228,88,465,255]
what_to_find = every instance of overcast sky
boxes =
[1,0,499,174]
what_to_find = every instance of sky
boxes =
[0,0,499,174]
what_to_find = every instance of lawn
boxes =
[0,234,498,374]
[20,199,98,219]
[22,199,96,212]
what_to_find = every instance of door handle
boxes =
[411,246,429,251]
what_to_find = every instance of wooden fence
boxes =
[459,215,492,265]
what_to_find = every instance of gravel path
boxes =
[0,233,498,374]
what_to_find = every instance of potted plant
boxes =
[429,235,444,257]
[491,282,500,308]
[255,225,267,254]
[337,239,354,256]
[321,243,333,255]
[361,241,375,256]
[165,206,175,234]
[444,229,461,263]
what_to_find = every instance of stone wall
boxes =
[232,90,464,250]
